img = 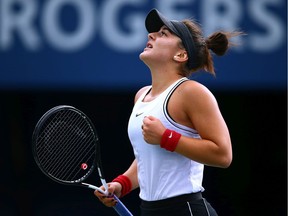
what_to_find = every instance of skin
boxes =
[95,26,232,207]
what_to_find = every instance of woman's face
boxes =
[139,25,183,68]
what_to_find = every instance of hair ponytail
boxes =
[181,19,244,76]
[206,32,228,56]
[206,31,242,56]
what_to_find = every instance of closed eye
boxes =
[159,26,170,37]
[160,31,167,36]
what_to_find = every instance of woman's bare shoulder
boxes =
[180,80,213,96]
[134,86,151,103]
[178,80,217,107]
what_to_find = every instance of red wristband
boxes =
[112,175,132,198]
[160,129,181,152]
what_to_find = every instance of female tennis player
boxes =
[95,8,242,216]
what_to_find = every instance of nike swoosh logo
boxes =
[136,112,144,117]
[168,132,173,138]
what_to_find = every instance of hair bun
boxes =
[205,32,229,56]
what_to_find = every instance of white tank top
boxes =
[128,78,204,201]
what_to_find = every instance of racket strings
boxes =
[37,111,82,167]
[36,109,97,182]
[39,111,94,181]
[36,110,79,157]
[41,113,89,172]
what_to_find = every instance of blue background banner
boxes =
[0,1,287,215]
[0,0,286,91]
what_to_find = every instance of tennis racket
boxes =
[32,105,133,216]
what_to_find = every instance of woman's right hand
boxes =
[94,182,122,207]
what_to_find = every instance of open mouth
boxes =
[146,42,153,48]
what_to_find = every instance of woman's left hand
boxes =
[142,116,166,145]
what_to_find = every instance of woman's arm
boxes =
[175,81,232,167]
[142,81,232,168]
[122,159,139,190]
[94,159,138,206]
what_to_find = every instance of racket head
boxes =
[32,105,99,185]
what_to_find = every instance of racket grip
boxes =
[113,195,133,216]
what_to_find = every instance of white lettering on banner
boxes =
[0,0,286,53]
[100,0,146,52]
[155,0,193,20]
[248,0,285,52]
[42,0,96,51]
[0,0,40,50]
[201,0,243,46]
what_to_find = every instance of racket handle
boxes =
[82,183,133,215]
[113,195,133,216]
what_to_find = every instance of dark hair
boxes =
[179,19,243,76]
